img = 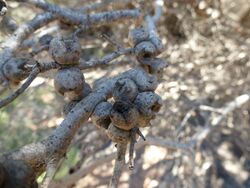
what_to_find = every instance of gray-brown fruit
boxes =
[134,92,163,117]
[128,27,149,46]
[3,58,30,85]
[110,101,139,131]
[113,78,138,102]
[107,124,130,144]
[69,82,92,101]
[127,68,158,92]
[134,41,157,59]
[54,67,84,98]
[92,101,113,130]
[49,36,81,65]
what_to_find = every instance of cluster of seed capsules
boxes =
[92,26,168,168]
[49,26,167,169]
[49,36,93,113]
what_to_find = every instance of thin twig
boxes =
[41,161,59,188]
[189,93,250,145]
[136,128,146,141]
[152,0,164,23]
[0,65,40,108]
[176,104,225,138]
[28,0,140,26]
[211,93,250,126]
[175,107,195,138]
[199,105,224,113]
[129,128,137,170]
[78,47,133,69]
[109,143,127,188]
[1,12,55,50]
[145,3,164,52]
[101,33,123,50]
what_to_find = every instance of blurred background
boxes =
[0,0,250,187]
